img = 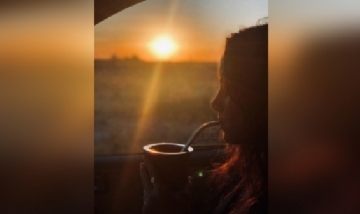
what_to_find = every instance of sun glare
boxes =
[150,36,177,59]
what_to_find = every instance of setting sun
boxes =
[150,36,177,59]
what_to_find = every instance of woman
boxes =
[140,24,268,214]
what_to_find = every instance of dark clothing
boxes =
[191,172,267,214]
[214,189,267,214]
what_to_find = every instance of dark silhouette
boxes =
[210,24,268,214]
[140,24,268,214]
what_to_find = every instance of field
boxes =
[95,58,221,155]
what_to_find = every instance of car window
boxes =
[95,0,268,156]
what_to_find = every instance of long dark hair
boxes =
[211,24,268,214]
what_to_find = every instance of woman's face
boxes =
[211,83,244,144]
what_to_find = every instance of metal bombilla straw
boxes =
[180,121,220,152]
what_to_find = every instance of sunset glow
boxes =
[150,36,177,59]
[95,0,268,61]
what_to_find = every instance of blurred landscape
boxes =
[95,56,221,155]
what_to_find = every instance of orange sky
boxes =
[95,0,268,62]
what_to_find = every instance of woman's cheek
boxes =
[221,98,239,142]
[228,99,245,140]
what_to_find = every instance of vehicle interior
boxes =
[95,133,226,214]
[94,0,259,213]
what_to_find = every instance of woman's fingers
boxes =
[143,157,161,189]
[188,176,193,184]
[139,162,153,193]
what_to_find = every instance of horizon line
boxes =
[94,58,219,63]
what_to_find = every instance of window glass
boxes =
[95,0,268,155]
